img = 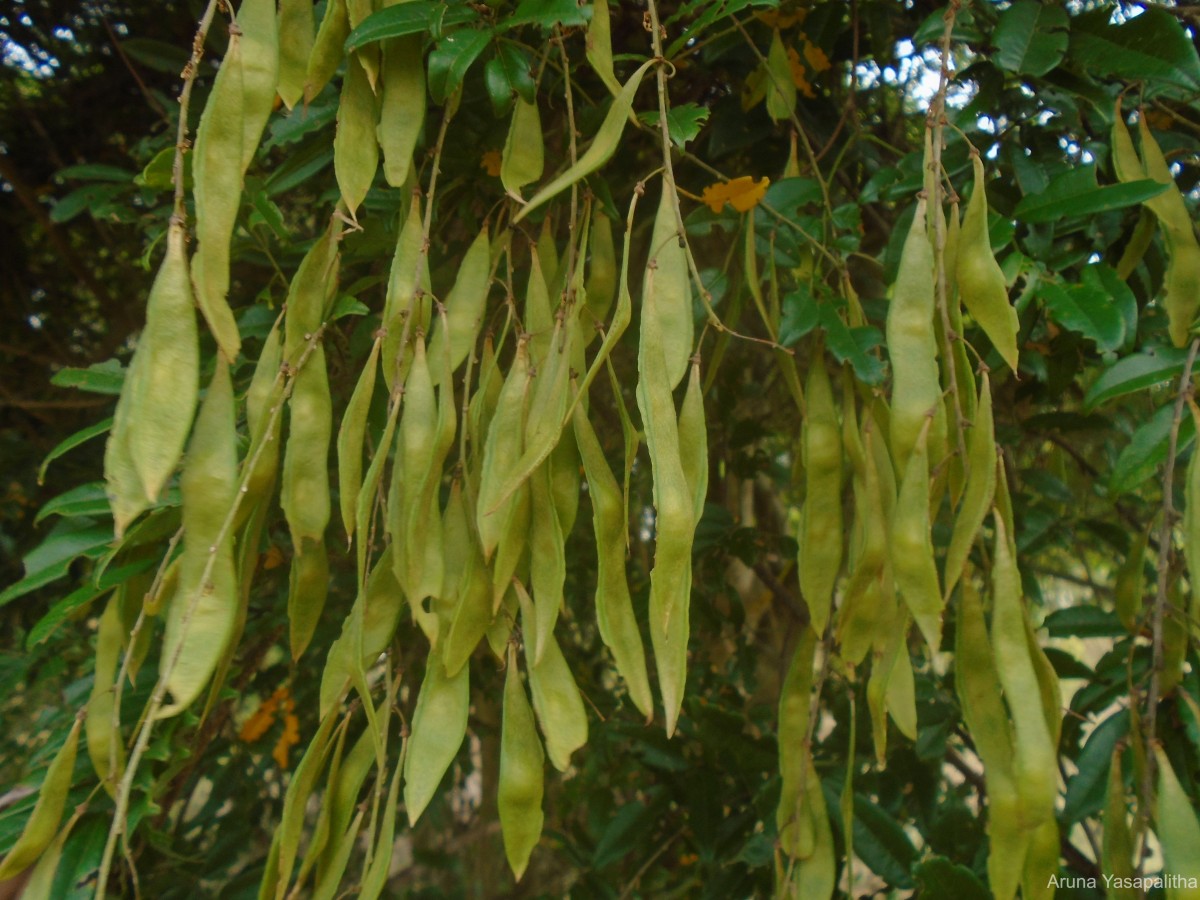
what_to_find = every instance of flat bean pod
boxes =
[0,717,81,880]
[499,644,545,881]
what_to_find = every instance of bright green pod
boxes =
[0,717,81,880]
[191,29,246,361]
[159,359,239,716]
[334,55,380,217]
[403,644,470,824]
[499,644,545,881]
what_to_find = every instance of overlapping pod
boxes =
[776,631,815,857]
[403,644,469,824]
[573,400,653,717]
[797,353,843,634]
[305,0,349,103]
[643,184,693,391]
[943,373,997,600]
[378,32,425,186]
[334,55,380,216]
[890,422,942,650]
[191,26,246,361]
[428,224,491,381]
[0,717,80,880]
[957,154,1019,371]
[1154,747,1200,899]
[887,198,944,475]
[499,644,545,881]
[105,222,199,537]
[86,595,124,795]
[382,197,432,388]
[337,338,380,541]
[277,0,314,109]
[501,97,544,199]
[237,0,279,173]
[160,359,239,715]
[991,517,1058,831]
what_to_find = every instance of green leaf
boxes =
[1013,166,1168,223]
[120,37,190,74]
[248,189,289,240]
[345,1,479,51]
[1070,7,1200,93]
[483,43,535,117]
[638,103,711,150]
[38,417,112,485]
[35,483,112,525]
[26,558,157,647]
[820,306,884,385]
[135,146,191,191]
[503,0,591,31]
[50,360,125,395]
[329,295,371,320]
[992,0,1069,78]
[1043,606,1125,639]
[50,184,124,224]
[666,0,771,57]
[1109,403,1196,496]
[852,795,917,888]
[913,856,991,900]
[1084,263,1138,350]
[0,519,113,608]
[779,287,819,347]
[427,29,492,104]
[1062,709,1128,824]
[1038,281,1124,352]
[1084,346,1191,410]
[55,164,135,183]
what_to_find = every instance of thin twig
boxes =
[172,0,223,223]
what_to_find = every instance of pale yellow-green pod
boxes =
[277,0,314,109]
[890,423,942,651]
[943,373,997,601]
[191,29,246,361]
[304,0,349,104]
[585,0,620,97]
[776,631,815,858]
[382,197,432,389]
[642,182,693,391]
[797,353,843,634]
[86,594,125,796]
[524,608,588,771]
[501,96,544,199]
[1102,747,1136,900]
[529,463,565,666]
[403,643,470,824]
[379,35,425,186]
[957,154,1019,371]
[334,54,380,217]
[159,359,239,716]
[499,643,545,882]
[336,337,380,541]
[585,208,617,331]
[428,224,490,381]
[1154,746,1200,899]
[0,717,81,881]
[237,0,279,173]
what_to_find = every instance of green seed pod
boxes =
[86,594,125,795]
[238,0,279,173]
[501,97,544,199]
[378,35,425,186]
[0,717,81,880]
[305,0,349,105]
[277,0,315,109]
[890,423,942,651]
[642,183,693,392]
[499,644,545,881]
[334,55,380,217]
[403,644,470,824]
[523,602,588,771]
[797,353,843,634]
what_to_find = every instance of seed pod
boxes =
[501,97,544,199]
[765,30,796,123]
[305,0,349,104]
[991,516,1058,830]
[283,216,341,364]
[957,154,1019,371]
[797,353,843,634]
[105,222,199,537]
[1111,103,1145,184]
[1155,746,1200,899]
[86,595,124,795]
[525,616,588,772]
[1102,748,1136,900]
[585,0,619,97]
[514,58,655,222]
[358,759,401,900]
[442,538,493,677]
[0,717,81,880]
[378,35,425,186]
[642,183,693,392]
[776,631,815,857]
[334,55,380,217]
[277,0,315,109]
[943,373,997,601]
[955,578,1025,900]
[382,198,432,389]
[499,644,545,881]
[403,644,470,824]
[887,199,943,475]
[584,208,617,331]
[158,360,238,716]
[890,422,942,650]
[337,338,380,541]
[528,463,565,665]
[784,756,836,899]
[238,0,279,172]
[191,27,246,361]
[573,401,653,717]
[428,224,490,381]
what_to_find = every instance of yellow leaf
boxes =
[239,687,287,742]
[262,545,284,570]
[787,47,817,98]
[756,8,807,29]
[701,176,770,214]
[273,700,300,769]
[803,41,830,74]
[481,150,502,177]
